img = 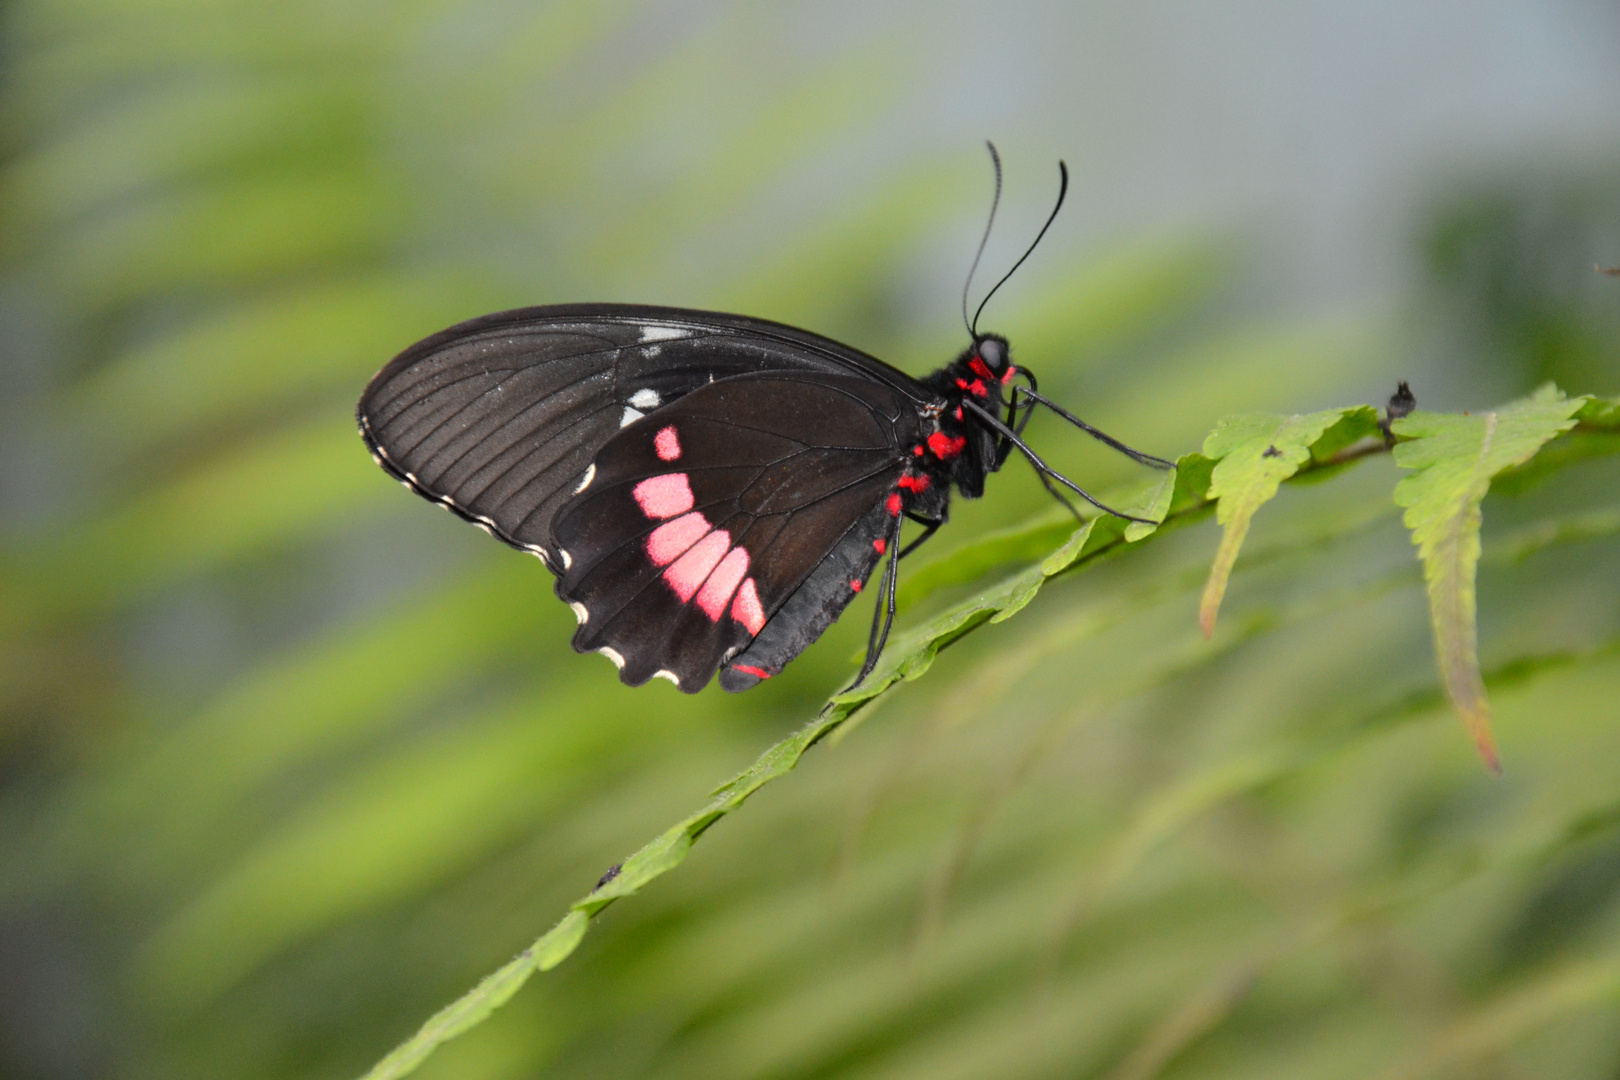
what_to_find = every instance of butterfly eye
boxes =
[977,338,1005,369]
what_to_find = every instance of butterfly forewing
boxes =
[553,374,920,690]
[358,304,920,566]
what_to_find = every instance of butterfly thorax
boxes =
[912,333,1019,504]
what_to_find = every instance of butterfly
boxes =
[357,147,1170,693]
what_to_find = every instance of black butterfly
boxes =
[357,147,1170,693]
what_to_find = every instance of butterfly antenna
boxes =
[970,159,1069,337]
[961,141,1004,338]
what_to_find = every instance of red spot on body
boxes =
[732,663,770,679]
[654,425,681,461]
[913,445,925,457]
[646,511,710,566]
[927,432,967,459]
[633,473,694,519]
[1001,365,1017,385]
[873,538,886,554]
[663,529,730,601]
[953,405,964,420]
[695,546,750,619]
[898,473,931,493]
[850,579,862,592]
[968,379,988,397]
[969,357,995,382]
[886,493,903,515]
[731,579,765,634]
[955,377,970,391]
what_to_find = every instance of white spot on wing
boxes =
[598,647,625,670]
[570,602,588,625]
[653,670,680,685]
[640,325,687,342]
[629,388,661,409]
[559,548,572,570]
[574,463,596,494]
[620,406,644,427]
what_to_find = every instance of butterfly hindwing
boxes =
[553,373,921,691]
[357,304,923,567]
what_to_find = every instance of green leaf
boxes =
[895,507,1074,610]
[356,705,850,1080]
[1196,407,1379,636]
[359,941,563,1080]
[1391,385,1587,770]
[352,476,1179,1080]
[1576,394,1620,428]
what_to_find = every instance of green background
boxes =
[3,3,1620,1078]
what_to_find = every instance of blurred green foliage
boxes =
[2,4,1619,1080]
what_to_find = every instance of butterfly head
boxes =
[972,335,1012,381]
[951,332,1018,393]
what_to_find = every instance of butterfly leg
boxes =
[1011,369,1039,437]
[997,378,1098,520]
[1010,385,1173,469]
[899,513,942,559]
[856,512,908,686]
[992,370,1040,469]
[961,399,1158,523]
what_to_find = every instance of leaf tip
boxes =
[1455,699,1502,773]
[1198,556,1231,639]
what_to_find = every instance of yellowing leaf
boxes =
[1392,385,1587,770]
[1197,407,1379,636]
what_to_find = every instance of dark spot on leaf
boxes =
[1599,265,1620,276]
[1387,381,1416,420]
[595,863,622,890]
[1262,445,1281,458]
[1381,381,1417,446]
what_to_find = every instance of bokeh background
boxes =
[4,3,1620,1079]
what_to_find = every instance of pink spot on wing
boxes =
[633,473,693,520]
[654,425,681,461]
[663,529,730,602]
[696,546,749,619]
[646,512,710,566]
[731,578,765,635]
